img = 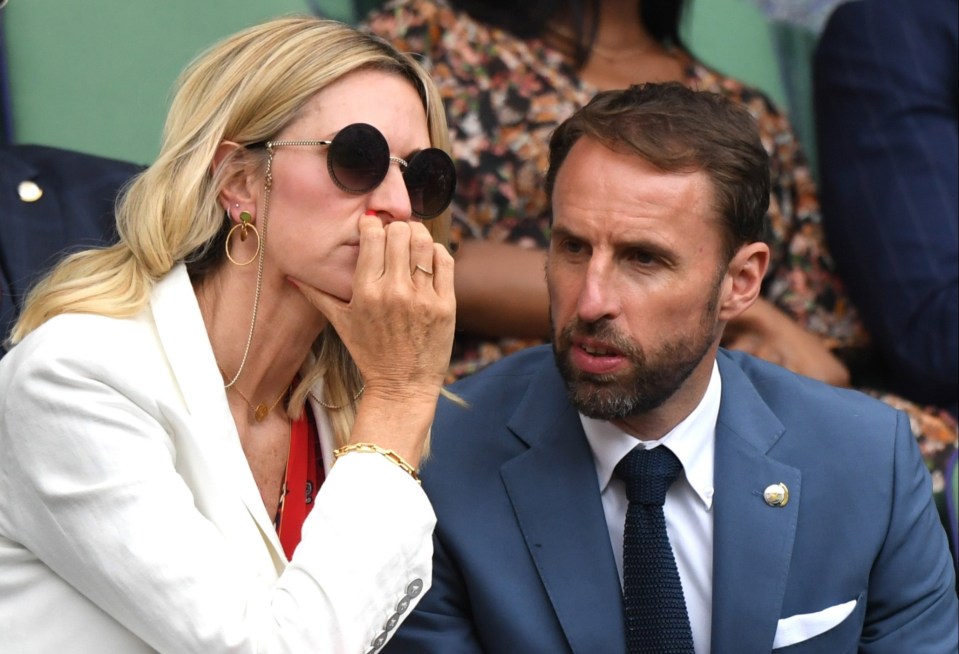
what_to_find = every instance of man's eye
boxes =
[627,250,657,265]
[562,239,585,254]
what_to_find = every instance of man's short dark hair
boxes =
[545,82,770,260]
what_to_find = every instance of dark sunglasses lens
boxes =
[404,149,456,219]
[327,123,389,193]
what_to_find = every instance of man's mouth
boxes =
[571,338,627,375]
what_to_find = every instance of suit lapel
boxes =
[150,265,286,569]
[710,353,800,653]
[500,359,627,654]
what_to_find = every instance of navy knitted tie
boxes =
[615,446,695,654]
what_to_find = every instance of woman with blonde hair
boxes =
[0,15,457,653]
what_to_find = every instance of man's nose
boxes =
[576,258,620,323]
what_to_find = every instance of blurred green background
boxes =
[3,0,785,165]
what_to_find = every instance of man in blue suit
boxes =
[0,145,140,355]
[383,84,958,653]
[814,0,958,417]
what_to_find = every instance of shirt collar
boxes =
[581,360,721,510]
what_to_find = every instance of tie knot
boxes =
[614,446,683,506]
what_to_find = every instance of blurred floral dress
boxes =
[363,0,957,492]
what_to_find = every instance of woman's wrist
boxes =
[333,442,421,483]
[350,395,436,468]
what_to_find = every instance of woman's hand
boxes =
[290,214,455,465]
[723,297,851,387]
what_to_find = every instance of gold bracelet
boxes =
[333,443,420,484]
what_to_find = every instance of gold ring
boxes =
[414,264,434,277]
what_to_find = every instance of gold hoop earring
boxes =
[225,210,260,266]
[221,163,274,389]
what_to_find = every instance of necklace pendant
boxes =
[254,403,269,422]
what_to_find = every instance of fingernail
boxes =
[364,209,378,216]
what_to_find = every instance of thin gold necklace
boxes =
[231,384,289,422]
[312,385,366,411]
[218,364,289,422]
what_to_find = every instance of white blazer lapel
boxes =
[149,265,286,566]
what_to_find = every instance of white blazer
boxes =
[0,265,436,653]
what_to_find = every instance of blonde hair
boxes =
[10,16,452,447]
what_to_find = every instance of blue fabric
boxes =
[814,0,959,415]
[946,449,959,568]
[616,447,694,653]
[382,345,958,653]
[0,145,141,354]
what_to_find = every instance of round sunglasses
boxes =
[263,122,456,219]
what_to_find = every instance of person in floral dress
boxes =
[362,0,957,518]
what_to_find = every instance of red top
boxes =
[275,406,324,560]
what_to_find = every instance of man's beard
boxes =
[551,291,721,421]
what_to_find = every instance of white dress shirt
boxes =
[581,361,721,654]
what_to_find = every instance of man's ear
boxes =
[212,141,259,217]
[718,242,770,321]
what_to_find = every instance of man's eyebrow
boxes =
[549,225,579,240]
[552,224,673,256]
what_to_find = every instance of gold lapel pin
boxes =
[18,181,43,203]
[763,483,789,507]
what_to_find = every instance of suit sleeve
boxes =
[382,531,486,654]
[859,411,958,652]
[814,0,959,410]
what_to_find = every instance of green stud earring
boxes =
[239,211,253,241]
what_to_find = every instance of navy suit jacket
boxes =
[0,145,141,354]
[385,346,957,653]
[814,0,958,414]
